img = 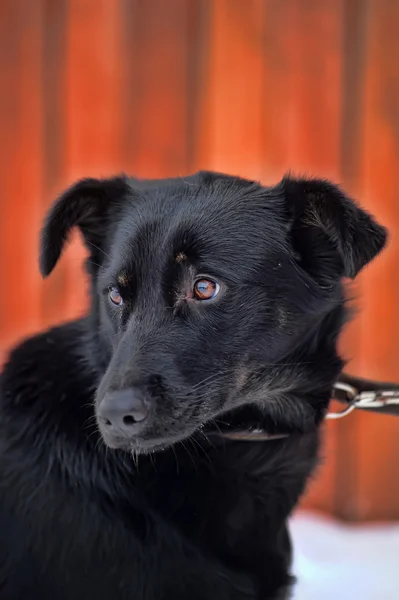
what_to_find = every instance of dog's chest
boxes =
[140,447,269,552]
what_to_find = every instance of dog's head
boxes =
[40,172,387,452]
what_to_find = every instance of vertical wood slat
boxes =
[261,0,344,184]
[261,0,298,182]
[0,0,44,359]
[123,0,193,178]
[61,0,127,318]
[350,0,399,520]
[40,0,69,327]
[284,0,344,181]
[65,0,126,178]
[326,0,371,521]
[195,0,265,179]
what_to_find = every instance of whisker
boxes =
[149,452,156,471]
[87,259,103,270]
[190,435,213,467]
[181,440,197,471]
[94,435,105,454]
[178,174,197,186]
[199,428,220,453]
[86,240,111,260]
[188,371,232,392]
[171,444,179,474]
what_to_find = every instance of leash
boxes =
[213,373,399,442]
[328,373,399,419]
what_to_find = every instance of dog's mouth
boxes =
[96,388,269,454]
[129,438,174,454]
[99,415,237,454]
[100,425,202,454]
[99,411,264,454]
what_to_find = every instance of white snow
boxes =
[290,511,399,599]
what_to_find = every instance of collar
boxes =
[210,375,399,443]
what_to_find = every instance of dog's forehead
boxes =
[107,177,286,278]
[122,177,281,240]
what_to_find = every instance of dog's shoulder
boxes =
[0,319,99,481]
[1,319,92,411]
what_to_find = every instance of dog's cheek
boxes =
[97,296,125,349]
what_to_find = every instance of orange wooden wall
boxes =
[0,0,398,521]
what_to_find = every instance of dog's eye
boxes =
[193,279,220,301]
[109,286,123,307]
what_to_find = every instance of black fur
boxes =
[0,171,387,599]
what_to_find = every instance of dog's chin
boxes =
[99,427,195,455]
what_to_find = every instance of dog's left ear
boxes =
[281,176,388,280]
[40,176,129,277]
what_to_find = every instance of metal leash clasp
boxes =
[326,382,399,420]
[326,382,359,419]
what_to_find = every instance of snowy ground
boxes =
[290,512,399,599]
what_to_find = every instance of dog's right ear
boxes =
[39,176,129,277]
[280,176,387,282]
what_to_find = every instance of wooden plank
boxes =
[261,0,296,183]
[185,0,212,173]
[350,0,399,520]
[286,0,344,180]
[261,0,344,184]
[0,0,44,352]
[40,0,69,328]
[328,0,371,521]
[64,0,126,178]
[195,0,265,179]
[61,0,128,319]
[123,0,193,178]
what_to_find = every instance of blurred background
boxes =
[0,0,398,595]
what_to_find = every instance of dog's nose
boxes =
[97,388,150,437]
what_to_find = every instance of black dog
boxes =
[0,172,386,599]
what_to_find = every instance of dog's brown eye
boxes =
[193,279,220,301]
[109,286,123,306]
